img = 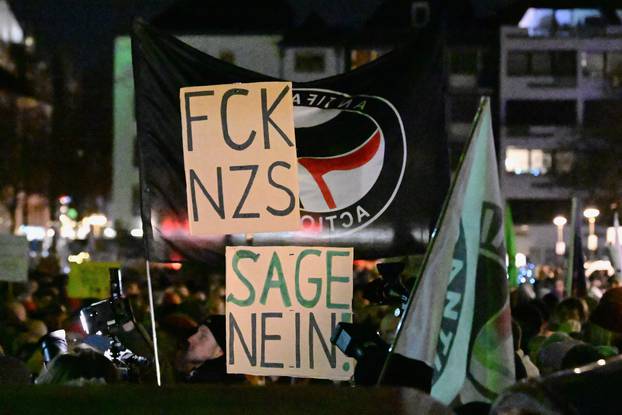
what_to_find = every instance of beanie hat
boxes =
[203,315,226,352]
[590,287,622,333]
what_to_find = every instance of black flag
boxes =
[131,19,448,262]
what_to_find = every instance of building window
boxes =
[581,52,605,77]
[219,50,235,64]
[507,52,529,76]
[449,95,480,123]
[350,49,380,70]
[294,52,326,73]
[531,52,551,75]
[554,151,574,174]
[505,147,552,176]
[606,51,622,82]
[506,100,576,126]
[552,51,576,77]
[507,50,575,77]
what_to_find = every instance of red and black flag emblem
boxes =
[131,18,448,261]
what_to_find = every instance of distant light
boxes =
[588,234,598,251]
[24,36,34,48]
[76,223,91,239]
[583,208,600,219]
[555,241,566,256]
[58,195,72,205]
[170,262,182,271]
[60,224,76,239]
[516,253,527,268]
[130,228,143,238]
[87,214,107,227]
[574,368,582,374]
[17,225,46,241]
[68,252,90,264]
[597,359,606,366]
[553,216,567,227]
[394,308,401,317]
[67,208,78,220]
[103,227,117,239]
[606,227,622,245]
[46,228,55,238]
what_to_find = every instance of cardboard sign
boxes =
[0,234,28,282]
[180,82,300,235]
[67,262,119,299]
[226,246,354,380]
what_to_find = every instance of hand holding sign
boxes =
[180,82,300,235]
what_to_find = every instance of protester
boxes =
[178,315,244,384]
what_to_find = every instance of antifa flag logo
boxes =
[293,89,406,236]
[131,19,449,261]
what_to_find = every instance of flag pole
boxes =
[614,211,622,276]
[565,197,578,298]
[145,259,162,386]
[376,97,489,385]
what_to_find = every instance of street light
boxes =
[584,207,600,252]
[553,215,567,255]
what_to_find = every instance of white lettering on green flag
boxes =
[391,97,514,405]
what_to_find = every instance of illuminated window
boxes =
[505,147,552,176]
[295,52,325,73]
[505,147,529,174]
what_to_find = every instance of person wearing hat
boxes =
[181,315,244,384]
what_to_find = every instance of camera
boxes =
[331,322,389,385]
[330,262,412,385]
[79,268,153,380]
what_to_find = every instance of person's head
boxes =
[183,315,226,368]
[208,286,226,315]
[551,297,587,327]
[512,304,544,351]
[3,301,27,324]
[591,287,622,334]
[36,350,118,385]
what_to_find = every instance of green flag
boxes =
[391,97,514,405]
[504,205,518,288]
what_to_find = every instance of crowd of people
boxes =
[2,256,622,411]
[510,266,622,381]
[0,258,391,387]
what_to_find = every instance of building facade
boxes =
[500,8,622,263]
